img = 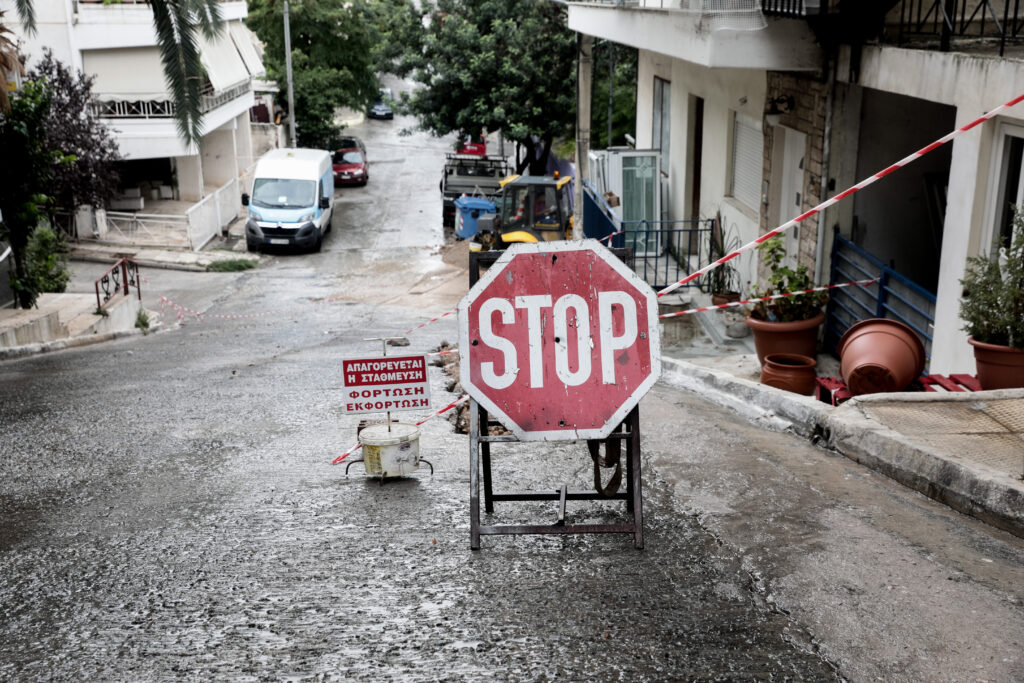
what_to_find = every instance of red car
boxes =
[332,147,369,186]
[456,133,486,156]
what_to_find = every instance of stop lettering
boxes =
[458,241,661,441]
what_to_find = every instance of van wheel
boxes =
[325,211,333,234]
[246,237,258,253]
[313,230,323,253]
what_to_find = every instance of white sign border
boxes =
[458,239,662,441]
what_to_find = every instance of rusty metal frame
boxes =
[469,399,644,549]
[466,245,644,549]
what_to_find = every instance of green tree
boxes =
[29,51,121,231]
[0,79,61,309]
[365,0,423,75]
[247,0,379,149]
[396,0,576,175]
[0,0,223,146]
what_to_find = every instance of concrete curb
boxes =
[659,356,1024,539]
[826,393,1024,539]
[71,253,208,272]
[0,325,159,361]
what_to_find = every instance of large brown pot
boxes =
[745,312,825,365]
[968,337,1024,390]
[761,353,817,395]
[837,319,926,396]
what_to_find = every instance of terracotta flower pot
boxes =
[760,353,817,395]
[968,337,1024,390]
[745,311,825,365]
[837,318,926,396]
[711,291,741,306]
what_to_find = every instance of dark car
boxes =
[367,100,393,120]
[332,147,369,186]
[338,135,366,156]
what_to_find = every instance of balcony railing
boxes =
[90,79,252,119]
[896,0,1023,55]
[761,0,824,16]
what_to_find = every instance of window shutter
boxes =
[731,113,763,210]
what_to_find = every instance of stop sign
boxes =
[458,241,661,441]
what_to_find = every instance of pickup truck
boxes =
[440,153,511,228]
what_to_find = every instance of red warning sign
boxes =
[341,355,430,414]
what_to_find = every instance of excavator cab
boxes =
[477,173,572,250]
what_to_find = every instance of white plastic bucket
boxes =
[359,423,421,477]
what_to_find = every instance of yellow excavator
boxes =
[475,172,573,250]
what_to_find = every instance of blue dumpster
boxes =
[454,196,497,239]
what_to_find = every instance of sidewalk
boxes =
[661,352,1024,539]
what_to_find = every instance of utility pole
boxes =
[283,0,297,146]
[573,33,593,241]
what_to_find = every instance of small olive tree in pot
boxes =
[960,207,1024,390]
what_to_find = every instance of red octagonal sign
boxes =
[458,241,661,441]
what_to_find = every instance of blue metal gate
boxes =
[826,230,937,364]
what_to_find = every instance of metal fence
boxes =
[104,211,191,249]
[825,231,937,364]
[582,182,714,292]
[186,176,241,251]
[896,0,1023,55]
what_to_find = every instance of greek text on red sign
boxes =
[341,354,430,414]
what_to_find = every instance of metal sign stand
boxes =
[468,399,644,549]
[342,336,433,483]
[465,247,644,549]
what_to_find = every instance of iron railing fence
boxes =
[896,0,1023,55]
[613,219,716,292]
[581,181,715,292]
[826,231,937,366]
[94,258,141,311]
[91,80,252,120]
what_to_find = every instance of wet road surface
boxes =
[2,97,1022,681]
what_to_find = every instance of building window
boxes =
[653,77,671,177]
[729,112,763,211]
[992,128,1024,251]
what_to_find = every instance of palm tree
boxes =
[0,0,222,146]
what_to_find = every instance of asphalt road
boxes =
[2,104,1022,681]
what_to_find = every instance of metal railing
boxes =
[94,258,141,311]
[581,180,715,291]
[897,0,1024,55]
[91,80,252,120]
[825,231,937,364]
[761,0,824,16]
[186,176,241,252]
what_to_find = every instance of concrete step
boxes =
[0,293,97,348]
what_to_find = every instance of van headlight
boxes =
[298,212,315,223]
[248,208,262,221]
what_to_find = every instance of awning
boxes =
[230,22,266,79]
[83,47,170,101]
[200,26,251,92]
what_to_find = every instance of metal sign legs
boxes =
[468,399,644,549]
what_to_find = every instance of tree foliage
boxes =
[397,0,576,174]
[0,79,60,308]
[591,42,637,149]
[247,0,379,150]
[29,51,120,223]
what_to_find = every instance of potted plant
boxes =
[959,207,1024,390]
[745,236,828,364]
[707,218,741,305]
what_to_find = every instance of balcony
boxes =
[567,1,822,70]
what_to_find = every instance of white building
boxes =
[3,0,269,250]
[569,0,1024,375]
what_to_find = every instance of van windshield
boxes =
[251,178,316,209]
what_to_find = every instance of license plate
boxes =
[269,238,289,245]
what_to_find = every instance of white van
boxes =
[242,148,334,252]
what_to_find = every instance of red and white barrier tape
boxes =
[403,309,455,335]
[657,92,1024,298]
[331,394,469,465]
[658,277,879,319]
[598,229,625,244]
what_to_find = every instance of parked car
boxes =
[456,133,486,156]
[332,147,369,186]
[338,135,366,156]
[367,100,393,120]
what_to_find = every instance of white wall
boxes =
[201,124,238,189]
[851,45,1024,373]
